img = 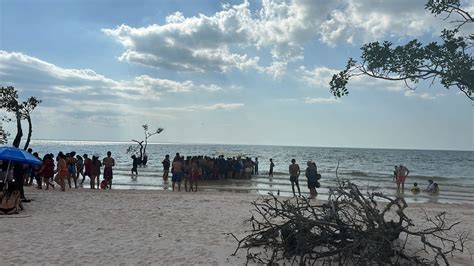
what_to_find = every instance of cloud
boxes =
[0,51,226,103]
[300,66,405,92]
[319,0,441,46]
[303,97,339,104]
[155,103,244,112]
[404,90,447,100]
[102,0,447,77]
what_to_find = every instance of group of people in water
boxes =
[160,153,260,192]
[393,164,440,194]
[1,146,443,203]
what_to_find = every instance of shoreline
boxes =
[2,187,473,265]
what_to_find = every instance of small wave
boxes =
[343,171,369,177]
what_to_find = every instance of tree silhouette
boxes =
[127,124,164,165]
[329,0,473,101]
[0,86,41,149]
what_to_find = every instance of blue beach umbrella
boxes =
[0,146,43,165]
[0,146,42,188]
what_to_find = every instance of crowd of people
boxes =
[160,153,260,192]
[0,148,116,202]
[2,146,443,204]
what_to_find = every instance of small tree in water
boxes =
[127,124,164,166]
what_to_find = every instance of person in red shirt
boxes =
[39,154,55,190]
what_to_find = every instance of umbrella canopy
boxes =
[0,146,43,166]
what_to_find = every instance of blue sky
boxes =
[1,0,472,150]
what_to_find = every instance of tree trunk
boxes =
[143,137,148,159]
[12,109,22,148]
[139,144,144,161]
[23,116,32,150]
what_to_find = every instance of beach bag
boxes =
[315,180,321,188]
[0,190,21,215]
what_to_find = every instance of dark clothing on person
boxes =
[13,164,25,199]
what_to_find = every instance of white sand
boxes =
[1,187,473,265]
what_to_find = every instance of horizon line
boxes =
[25,138,474,153]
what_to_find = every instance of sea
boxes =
[27,140,474,204]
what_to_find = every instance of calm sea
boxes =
[27,140,474,204]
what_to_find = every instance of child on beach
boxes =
[76,154,84,185]
[411,183,420,193]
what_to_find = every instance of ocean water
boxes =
[26,140,474,204]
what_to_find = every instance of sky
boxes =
[0,0,473,151]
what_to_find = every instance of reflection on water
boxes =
[106,169,472,205]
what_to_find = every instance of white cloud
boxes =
[155,103,244,112]
[404,90,447,100]
[203,103,244,110]
[319,0,441,46]
[303,97,339,104]
[102,0,450,77]
[300,66,405,92]
[0,51,226,102]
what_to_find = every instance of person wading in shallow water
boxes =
[305,161,318,199]
[171,156,184,191]
[162,154,170,182]
[396,164,410,193]
[102,151,115,189]
[289,159,301,197]
[269,158,275,178]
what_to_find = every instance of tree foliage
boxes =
[330,0,473,100]
[126,124,164,165]
[0,86,41,149]
[0,122,8,145]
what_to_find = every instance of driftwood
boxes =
[230,180,468,265]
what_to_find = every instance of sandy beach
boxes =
[1,187,473,265]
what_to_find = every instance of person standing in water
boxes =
[305,161,318,199]
[102,151,115,189]
[396,164,410,193]
[162,154,170,182]
[254,157,259,175]
[269,158,275,178]
[288,159,301,197]
[131,155,139,178]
